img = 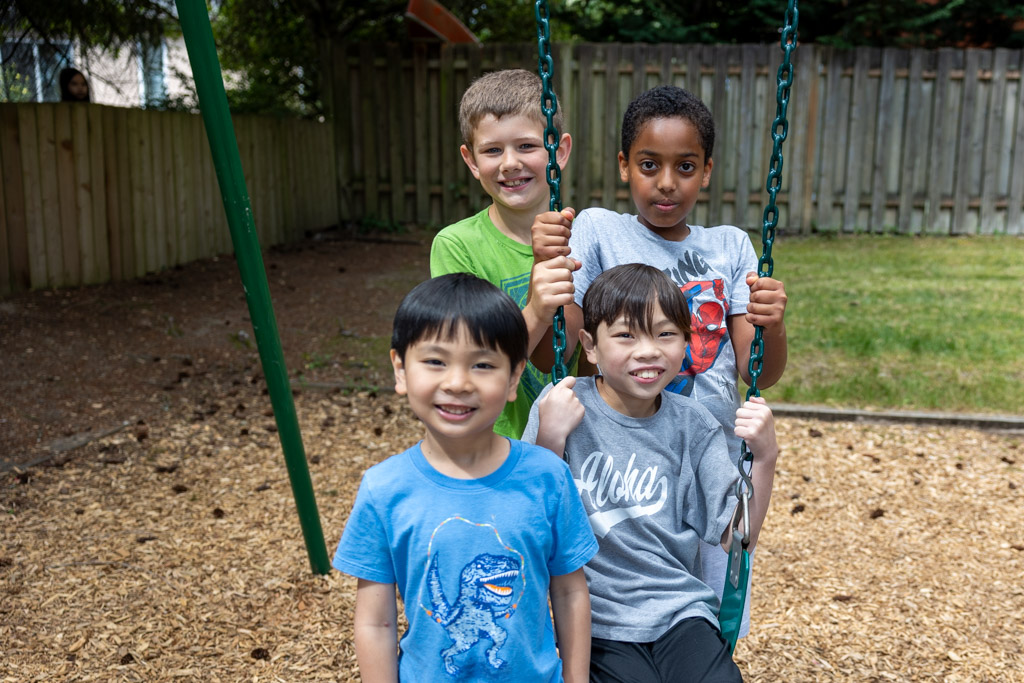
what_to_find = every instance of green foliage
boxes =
[211,0,322,116]
[2,0,173,56]
[770,235,1024,415]
[555,0,1024,47]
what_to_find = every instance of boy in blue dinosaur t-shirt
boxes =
[333,273,598,683]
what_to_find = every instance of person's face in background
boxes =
[67,73,89,101]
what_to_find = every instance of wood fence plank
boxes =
[54,104,79,286]
[129,108,150,274]
[554,41,573,207]
[115,108,136,278]
[709,46,729,222]
[427,44,442,223]
[842,48,872,232]
[926,49,954,234]
[658,43,672,84]
[795,44,820,234]
[601,44,621,210]
[980,48,1008,234]
[71,104,97,283]
[898,50,925,234]
[575,44,595,210]
[464,44,484,215]
[439,44,455,223]
[630,44,646,96]
[953,50,980,234]
[0,128,8,294]
[37,105,65,287]
[685,44,701,96]
[143,110,162,271]
[18,107,48,288]
[359,43,380,221]
[387,43,405,224]
[735,45,757,228]
[1009,50,1024,235]
[0,104,30,291]
[18,106,48,288]
[159,110,176,266]
[332,43,352,223]
[172,112,191,263]
[814,47,841,231]
[265,114,279,241]
[87,105,109,283]
[870,48,897,232]
[69,104,94,282]
[166,111,184,262]
[101,106,122,281]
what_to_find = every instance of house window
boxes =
[1,40,72,102]
[139,36,166,106]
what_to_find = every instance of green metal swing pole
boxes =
[175,0,330,575]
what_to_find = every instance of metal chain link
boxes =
[535,0,567,383]
[736,0,799,547]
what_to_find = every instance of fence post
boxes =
[175,0,331,575]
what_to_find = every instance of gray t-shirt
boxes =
[569,208,756,444]
[568,207,758,634]
[523,376,739,642]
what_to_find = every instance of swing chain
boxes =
[746,0,798,402]
[535,0,567,383]
[735,0,799,548]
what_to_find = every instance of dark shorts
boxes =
[589,617,743,683]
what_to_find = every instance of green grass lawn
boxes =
[765,233,1024,416]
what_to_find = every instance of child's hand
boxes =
[525,255,580,321]
[734,396,778,462]
[745,273,787,330]
[536,376,585,455]
[532,208,575,262]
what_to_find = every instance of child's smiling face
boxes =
[460,114,552,215]
[391,324,523,450]
[618,116,713,241]
[581,300,688,419]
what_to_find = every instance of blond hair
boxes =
[458,69,565,148]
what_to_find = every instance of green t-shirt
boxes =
[430,208,578,439]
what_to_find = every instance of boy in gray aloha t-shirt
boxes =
[523,264,778,682]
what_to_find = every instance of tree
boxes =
[556,0,1024,48]
[1,0,176,101]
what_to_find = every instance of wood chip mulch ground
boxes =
[2,233,1022,680]
[3,385,1022,681]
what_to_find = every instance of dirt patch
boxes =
[1,230,429,471]
[2,232,1023,680]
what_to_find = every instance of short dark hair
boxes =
[582,264,692,341]
[620,85,714,162]
[391,273,528,368]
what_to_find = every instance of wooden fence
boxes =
[0,103,337,294]
[334,42,1024,236]
[3,42,1023,294]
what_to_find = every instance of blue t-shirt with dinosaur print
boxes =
[334,439,598,681]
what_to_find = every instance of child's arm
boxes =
[523,255,580,359]
[533,376,585,456]
[729,273,788,389]
[549,568,592,683]
[353,578,399,683]
[529,208,592,373]
[722,397,779,551]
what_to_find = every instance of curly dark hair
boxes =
[620,86,714,162]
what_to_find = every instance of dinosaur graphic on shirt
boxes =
[425,552,520,676]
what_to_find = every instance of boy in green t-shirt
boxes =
[430,69,579,438]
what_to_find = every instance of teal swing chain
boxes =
[534,0,568,383]
[722,0,799,653]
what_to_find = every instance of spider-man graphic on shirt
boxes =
[664,278,729,396]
